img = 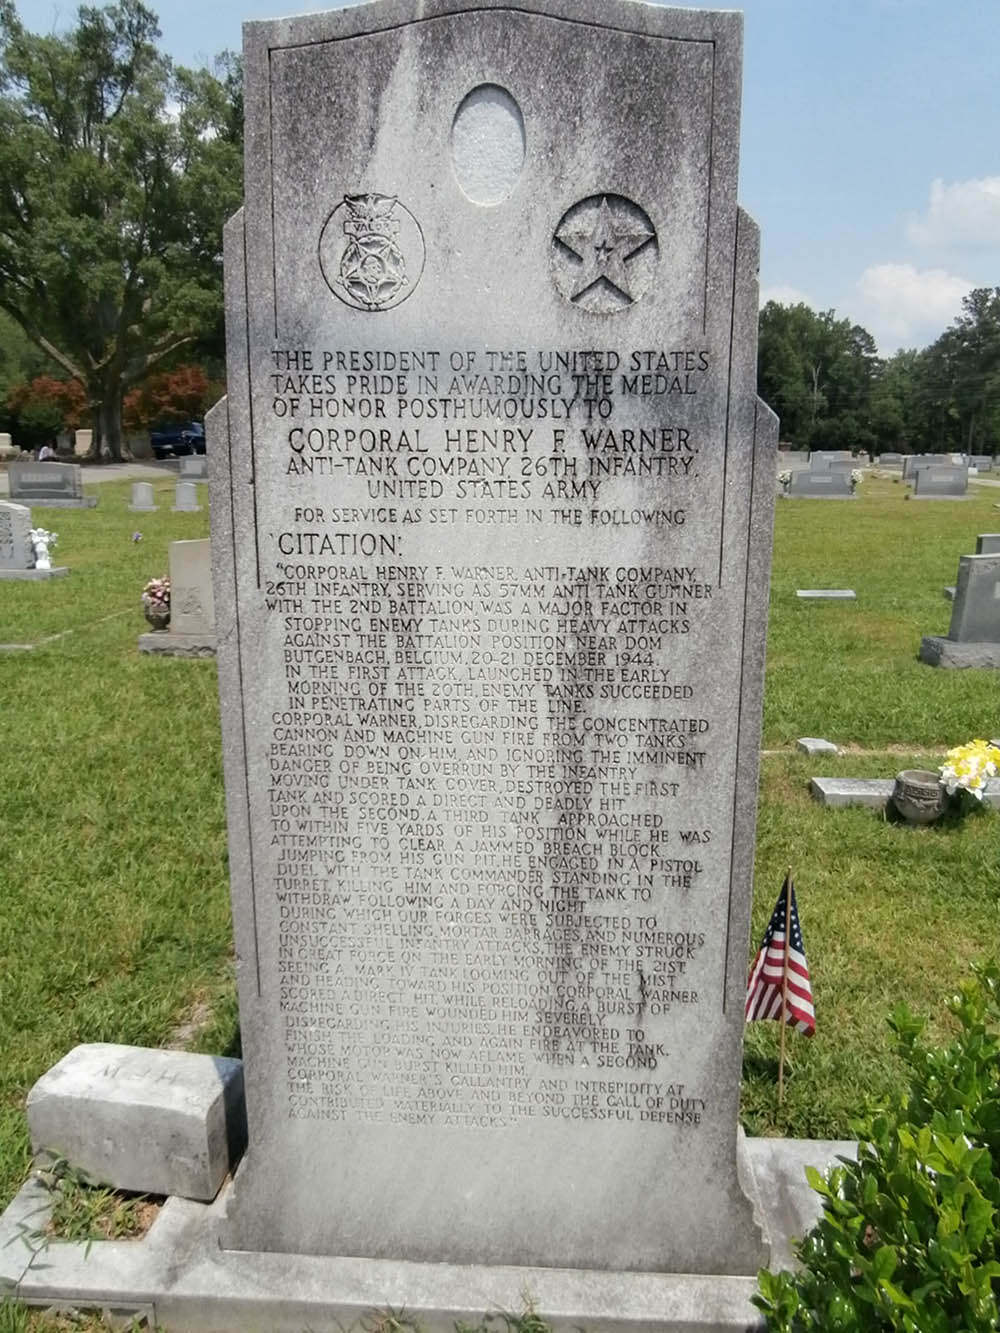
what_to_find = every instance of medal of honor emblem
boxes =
[319,193,425,311]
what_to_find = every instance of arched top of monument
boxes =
[242,0,743,63]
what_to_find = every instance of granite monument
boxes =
[212,0,776,1291]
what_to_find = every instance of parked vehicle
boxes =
[149,421,206,459]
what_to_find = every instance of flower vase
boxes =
[144,606,170,631]
[891,769,948,825]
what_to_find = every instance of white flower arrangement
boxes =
[778,469,792,487]
[850,469,864,488]
[142,576,171,611]
[939,739,1000,802]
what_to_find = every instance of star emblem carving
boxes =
[555,195,656,305]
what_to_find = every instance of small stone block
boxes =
[137,631,217,657]
[796,737,839,756]
[919,636,1000,669]
[796,589,857,600]
[943,586,956,601]
[26,1044,246,1202]
[0,566,69,580]
[809,777,895,808]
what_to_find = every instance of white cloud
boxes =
[907,176,1000,250]
[759,284,811,309]
[853,263,972,352]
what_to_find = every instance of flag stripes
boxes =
[745,874,815,1035]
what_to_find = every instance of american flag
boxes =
[745,874,815,1035]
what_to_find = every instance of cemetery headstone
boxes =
[903,453,949,481]
[809,450,851,464]
[878,452,903,468]
[969,455,993,472]
[976,534,1000,555]
[920,553,1000,667]
[786,469,853,498]
[7,461,97,508]
[74,430,92,457]
[912,464,968,499]
[172,480,201,512]
[0,432,16,460]
[211,0,775,1301]
[0,500,68,580]
[180,454,208,480]
[129,482,158,512]
[138,538,216,657]
[796,589,856,600]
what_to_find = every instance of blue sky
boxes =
[14,0,1000,353]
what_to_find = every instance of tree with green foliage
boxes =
[0,0,241,460]
[757,302,880,453]
[915,289,1000,457]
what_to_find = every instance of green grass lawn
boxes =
[0,474,998,1214]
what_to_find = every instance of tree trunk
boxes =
[99,394,124,463]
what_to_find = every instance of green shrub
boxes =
[754,963,1000,1331]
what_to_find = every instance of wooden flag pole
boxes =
[778,869,793,1105]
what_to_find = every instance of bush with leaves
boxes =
[755,964,1000,1332]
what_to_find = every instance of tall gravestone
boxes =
[921,553,1000,668]
[138,538,216,657]
[212,0,776,1292]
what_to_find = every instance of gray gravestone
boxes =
[976,534,1000,555]
[809,450,850,464]
[0,500,33,571]
[172,480,201,512]
[921,553,1000,667]
[138,538,216,657]
[970,455,993,471]
[879,452,903,467]
[903,453,950,481]
[129,482,157,512]
[7,461,97,508]
[180,454,208,479]
[912,464,968,499]
[210,0,775,1308]
[787,469,853,498]
[0,500,69,581]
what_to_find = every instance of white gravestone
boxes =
[129,482,158,512]
[172,481,202,512]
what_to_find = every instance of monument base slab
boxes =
[17,498,98,508]
[919,635,1000,668]
[138,631,216,658]
[0,566,69,580]
[0,1138,855,1333]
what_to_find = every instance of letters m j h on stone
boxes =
[210,0,777,1278]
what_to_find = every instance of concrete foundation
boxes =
[0,1137,855,1332]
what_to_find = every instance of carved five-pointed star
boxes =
[556,196,654,303]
